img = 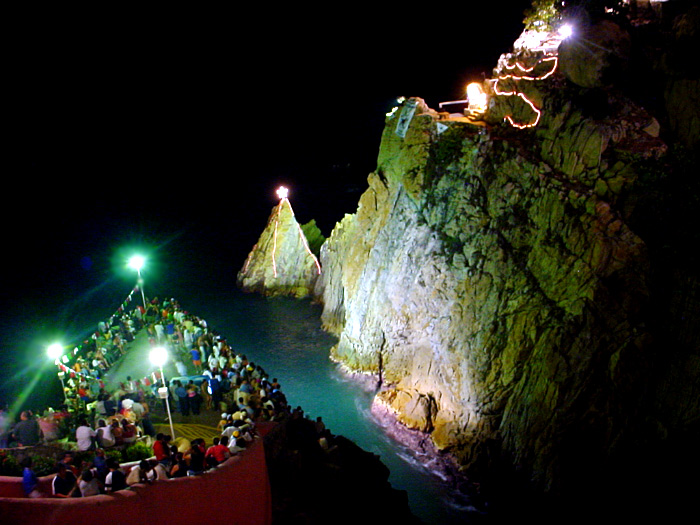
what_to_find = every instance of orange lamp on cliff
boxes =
[466,82,489,117]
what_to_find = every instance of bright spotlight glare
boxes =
[466,82,488,113]
[47,343,63,359]
[559,24,573,39]
[128,255,146,272]
[276,186,289,200]
[150,346,168,367]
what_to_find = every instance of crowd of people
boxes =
[2,295,337,499]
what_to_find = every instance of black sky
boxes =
[3,3,532,405]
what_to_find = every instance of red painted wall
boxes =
[0,438,271,525]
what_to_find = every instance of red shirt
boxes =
[153,440,168,461]
[205,444,229,464]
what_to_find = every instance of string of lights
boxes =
[493,54,559,129]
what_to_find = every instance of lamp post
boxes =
[150,346,175,439]
[128,255,147,310]
[47,343,68,403]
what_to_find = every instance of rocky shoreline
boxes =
[330,360,489,518]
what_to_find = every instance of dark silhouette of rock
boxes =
[559,19,631,88]
[264,415,419,524]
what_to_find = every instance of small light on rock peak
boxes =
[276,186,289,200]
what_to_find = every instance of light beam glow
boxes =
[276,186,289,200]
[128,255,145,272]
[241,244,257,274]
[149,346,168,368]
[272,212,279,278]
[559,23,573,39]
[47,343,63,360]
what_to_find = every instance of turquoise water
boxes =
[184,288,485,524]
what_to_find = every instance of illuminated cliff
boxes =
[237,189,321,298]
[314,4,700,501]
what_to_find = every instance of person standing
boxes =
[210,375,222,411]
[201,379,212,411]
[188,384,202,415]
[190,347,202,374]
[175,381,189,416]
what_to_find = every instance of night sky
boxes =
[3,3,532,408]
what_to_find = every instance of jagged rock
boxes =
[558,20,631,88]
[264,415,419,524]
[376,388,436,433]
[300,219,325,256]
[301,3,699,509]
[237,197,321,298]
[315,92,657,496]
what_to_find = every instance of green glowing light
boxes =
[128,255,146,272]
[47,343,63,359]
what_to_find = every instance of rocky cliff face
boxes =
[238,196,321,298]
[314,6,700,499]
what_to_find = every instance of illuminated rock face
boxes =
[314,7,700,496]
[314,95,663,493]
[238,199,321,298]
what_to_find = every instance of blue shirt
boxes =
[22,468,37,496]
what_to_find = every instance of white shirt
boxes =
[76,425,96,451]
[97,425,114,446]
[126,466,155,486]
